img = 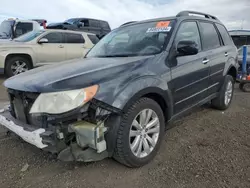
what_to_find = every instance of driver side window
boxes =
[175,22,201,51]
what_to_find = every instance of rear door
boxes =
[64,32,86,59]
[36,32,66,64]
[198,22,226,95]
[169,21,210,114]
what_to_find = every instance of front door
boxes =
[35,32,66,64]
[169,21,210,114]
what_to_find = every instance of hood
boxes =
[4,56,154,93]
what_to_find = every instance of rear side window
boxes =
[88,34,99,44]
[175,21,201,51]
[15,23,33,37]
[65,33,85,43]
[79,19,90,27]
[100,21,110,30]
[199,22,220,50]
[43,32,64,43]
[215,24,233,45]
[90,20,99,27]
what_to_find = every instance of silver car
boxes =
[0,29,99,77]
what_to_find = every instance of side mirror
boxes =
[38,38,48,44]
[177,40,199,56]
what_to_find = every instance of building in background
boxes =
[229,30,250,48]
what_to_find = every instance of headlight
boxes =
[30,85,99,114]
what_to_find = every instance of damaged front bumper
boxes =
[0,110,47,149]
[0,100,121,162]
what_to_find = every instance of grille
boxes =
[8,89,44,127]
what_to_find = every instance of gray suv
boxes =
[0,11,238,167]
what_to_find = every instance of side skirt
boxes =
[169,93,218,123]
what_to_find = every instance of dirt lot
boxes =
[0,76,250,188]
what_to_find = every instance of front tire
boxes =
[5,56,32,77]
[113,98,165,167]
[211,75,234,110]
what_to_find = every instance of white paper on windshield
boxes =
[146,27,172,33]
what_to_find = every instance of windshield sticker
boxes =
[156,21,170,28]
[146,26,171,33]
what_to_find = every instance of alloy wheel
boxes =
[11,61,28,75]
[225,80,233,105]
[129,109,160,158]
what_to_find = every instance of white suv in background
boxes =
[0,29,99,77]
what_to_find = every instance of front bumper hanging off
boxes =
[0,104,118,162]
[0,109,48,149]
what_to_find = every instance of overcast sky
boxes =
[0,0,249,30]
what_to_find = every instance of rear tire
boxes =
[239,83,250,92]
[5,56,32,77]
[211,75,234,110]
[113,98,165,167]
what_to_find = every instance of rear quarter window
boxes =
[88,34,99,44]
[215,24,233,46]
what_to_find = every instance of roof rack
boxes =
[176,11,218,20]
[120,21,137,27]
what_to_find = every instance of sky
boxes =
[0,0,249,30]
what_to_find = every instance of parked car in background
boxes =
[0,18,46,41]
[0,11,238,167]
[0,29,98,77]
[47,18,111,39]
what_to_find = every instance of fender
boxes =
[223,56,237,77]
[111,76,173,120]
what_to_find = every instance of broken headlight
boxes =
[30,85,99,114]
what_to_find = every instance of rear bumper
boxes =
[0,110,47,149]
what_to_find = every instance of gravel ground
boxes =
[0,76,250,188]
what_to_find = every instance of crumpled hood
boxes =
[4,56,153,93]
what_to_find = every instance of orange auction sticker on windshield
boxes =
[156,21,170,28]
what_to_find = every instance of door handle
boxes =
[225,52,229,57]
[202,59,210,64]
[58,45,64,48]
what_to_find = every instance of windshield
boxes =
[0,20,14,39]
[87,20,174,57]
[238,46,250,56]
[14,30,45,42]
